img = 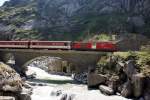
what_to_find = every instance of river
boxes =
[26,66,131,100]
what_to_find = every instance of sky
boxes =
[0,0,9,6]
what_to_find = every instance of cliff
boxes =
[0,0,150,40]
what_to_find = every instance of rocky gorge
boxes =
[87,52,150,100]
[0,0,150,100]
[0,59,129,100]
[0,51,149,100]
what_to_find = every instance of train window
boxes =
[64,43,68,46]
[32,43,36,45]
[15,43,18,45]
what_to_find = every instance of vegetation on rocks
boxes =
[114,52,150,77]
[97,52,150,77]
[94,52,150,98]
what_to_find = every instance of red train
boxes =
[0,41,117,52]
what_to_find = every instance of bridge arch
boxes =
[23,56,73,74]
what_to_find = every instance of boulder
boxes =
[67,94,75,100]
[108,75,120,92]
[0,62,32,100]
[60,94,67,100]
[74,72,87,84]
[2,85,22,92]
[18,93,31,100]
[16,85,32,100]
[117,70,128,84]
[144,77,150,100]
[87,73,107,88]
[59,93,75,100]
[0,62,22,92]
[121,80,132,97]
[138,97,145,100]
[26,73,36,79]
[99,85,114,95]
[124,60,137,79]
[51,90,62,96]
[118,70,127,84]
[116,62,124,74]
[144,92,150,100]
[23,83,32,89]
[0,96,15,100]
[116,62,127,83]
[132,73,145,98]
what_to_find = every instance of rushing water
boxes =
[26,66,72,80]
[26,66,131,100]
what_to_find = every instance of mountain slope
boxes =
[0,0,150,40]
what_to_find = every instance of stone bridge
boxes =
[0,49,108,73]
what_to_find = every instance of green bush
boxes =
[95,34,111,41]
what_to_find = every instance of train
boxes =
[0,41,117,52]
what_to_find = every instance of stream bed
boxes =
[26,66,131,100]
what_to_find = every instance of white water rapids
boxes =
[26,66,131,100]
[26,66,72,80]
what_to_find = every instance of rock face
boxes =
[0,0,150,40]
[87,73,107,88]
[0,62,22,92]
[97,53,150,99]
[124,60,137,79]
[99,85,114,95]
[0,62,32,100]
[120,80,132,98]
[144,77,150,100]
[0,96,15,100]
[132,73,145,98]
[128,16,145,27]
[116,34,149,51]
[51,90,62,96]
[108,75,120,92]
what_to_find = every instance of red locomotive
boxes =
[0,41,117,52]
[71,42,92,50]
[96,42,117,51]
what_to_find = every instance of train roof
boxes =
[30,41,71,43]
[0,41,29,42]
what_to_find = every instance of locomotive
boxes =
[0,41,117,52]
